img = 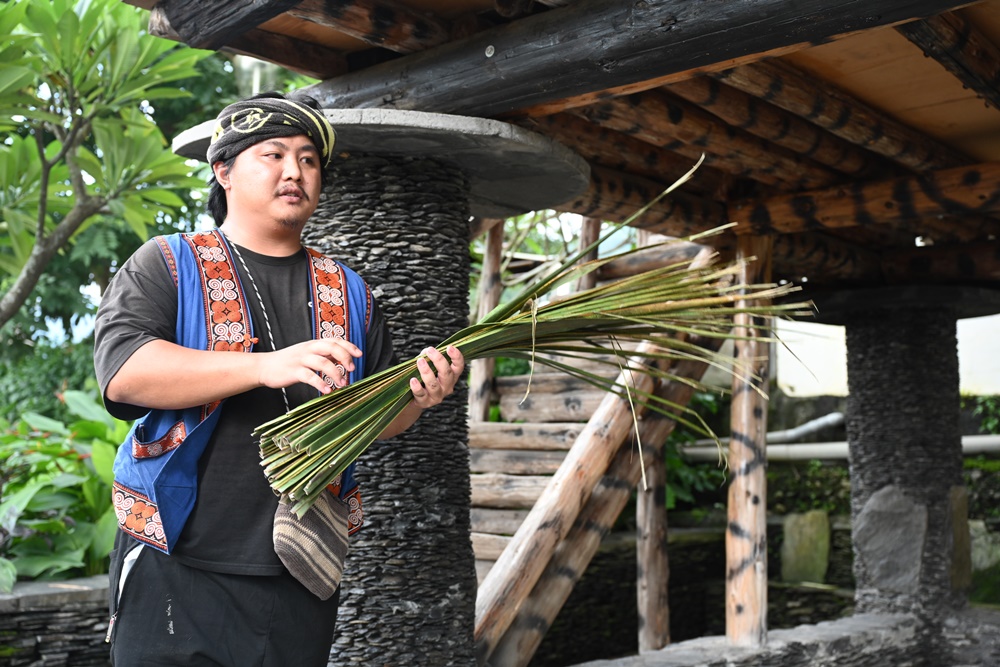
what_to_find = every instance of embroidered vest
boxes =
[111,230,371,554]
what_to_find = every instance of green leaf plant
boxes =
[0,0,207,329]
[0,390,130,593]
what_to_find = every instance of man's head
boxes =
[206,92,335,227]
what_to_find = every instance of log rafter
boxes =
[148,9,348,80]
[573,90,841,190]
[520,113,735,197]
[729,161,1000,235]
[896,11,1000,111]
[152,0,301,50]
[712,59,971,172]
[664,76,896,180]
[287,0,451,54]
[303,0,975,118]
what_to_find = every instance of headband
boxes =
[206,96,336,168]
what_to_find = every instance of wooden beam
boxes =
[771,232,883,285]
[558,166,727,238]
[305,0,974,117]
[287,0,451,54]
[521,113,733,197]
[881,240,1000,284]
[664,77,894,179]
[596,240,708,281]
[470,449,567,475]
[729,162,1000,235]
[574,91,840,189]
[896,11,1000,111]
[469,422,584,451]
[152,0,301,50]
[712,60,970,172]
[726,235,771,647]
[148,10,348,80]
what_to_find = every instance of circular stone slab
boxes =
[172,108,590,218]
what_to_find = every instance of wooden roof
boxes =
[130,0,1000,294]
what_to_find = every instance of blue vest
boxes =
[111,230,371,554]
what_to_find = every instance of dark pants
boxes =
[108,541,340,667]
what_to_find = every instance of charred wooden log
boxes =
[287,0,451,53]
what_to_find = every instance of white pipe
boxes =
[681,434,1000,462]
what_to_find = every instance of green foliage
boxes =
[768,459,851,516]
[965,395,1000,435]
[0,0,207,331]
[0,338,95,423]
[0,390,129,593]
[665,391,726,510]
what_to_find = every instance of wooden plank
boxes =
[896,11,1000,112]
[469,422,584,451]
[152,0,301,50]
[498,390,607,423]
[287,0,451,54]
[729,161,1000,235]
[574,217,601,292]
[726,235,772,647]
[575,91,840,189]
[471,508,531,535]
[476,559,496,585]
[306,0,974,118]
[472,532,512,560]
[470,474,550,509]
[470,449,567,475]
[713,59,970,171]
[494,373,614,396]
[597,241,712,280]
[770,232,882,285]
[469,224,504,421]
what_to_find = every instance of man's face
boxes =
[216,134,323,232]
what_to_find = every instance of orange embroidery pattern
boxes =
[307,249,350,384]
[132,420,186,459]
[183,232,253,352]
[113,482,167,550]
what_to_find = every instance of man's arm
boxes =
[105,337,364,411]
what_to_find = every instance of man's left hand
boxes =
[409,345,465,409]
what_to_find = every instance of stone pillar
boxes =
[843,297,970,616]
[304,155,476,665]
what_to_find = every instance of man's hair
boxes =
[206,91,331,226]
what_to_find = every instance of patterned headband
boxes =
[206,96,336,168]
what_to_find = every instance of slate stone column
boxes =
[303,154,477,666]
[844,303,970,617]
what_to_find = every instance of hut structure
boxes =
[128,0,1000,665]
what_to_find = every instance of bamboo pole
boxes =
[468,223,505,422]
[725,234,772,646]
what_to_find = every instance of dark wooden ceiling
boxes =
[127,0,1000,294]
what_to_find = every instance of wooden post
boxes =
[725,234,772,646]
[573,217,601,293]
[636,229,670,652]
[468,222,504,422]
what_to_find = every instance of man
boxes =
[94,92,465,666]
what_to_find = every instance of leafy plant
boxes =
[965,395,1000,435]
[664,391,727,510]
[0,390,129,593]
[0,0,207,329]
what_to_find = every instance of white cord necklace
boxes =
[225,234,291,414]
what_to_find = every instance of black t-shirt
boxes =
[94,237,395,575]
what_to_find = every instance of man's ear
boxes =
[212,161,231,190]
